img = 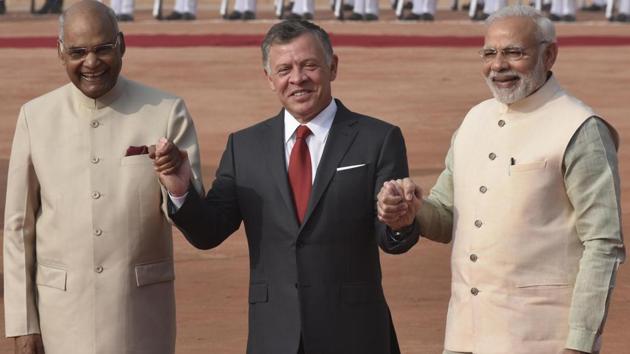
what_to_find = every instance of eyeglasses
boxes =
[478,41,548,63]
[59,33,121,61]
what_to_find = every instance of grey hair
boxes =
[261,19,334,74]
[486,5,556,43]
[58,2,119,42]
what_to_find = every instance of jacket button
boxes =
[479,186,487,193]
[498,119,506,127]
[488,152,497,160]
[91,157,100,164]
[94,228,103,236]
[90,120,100,128]
[91,191,101,199]
[95,266,104,273]
[470,254,478,262]
[474,220,483,228]
[471,287,479,296]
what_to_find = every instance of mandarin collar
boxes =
[497,73,562,115]
[71,76,126,110]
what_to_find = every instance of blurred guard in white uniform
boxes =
[283,0,314,19]
[348,0,379,20]
[549,0,577,21]
[225,0,256,20]
[162,0,197,20]
[401,0,436,20]
[110,0,134,20]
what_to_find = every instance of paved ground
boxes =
[0,5,629,353]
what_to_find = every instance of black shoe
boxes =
[165,11,184,20]
[472,12,488,21]
[562,14,576,21]
[117,13,134,21]
[421,12,434,21]
[391,0,412,10]
[347,12,363,20]
[302,12,313,19]
[613,13,629,22]
[282,12,302,19]
[581,3,603,11]
[549,13,561,21]
[225,10,242,19]
[364,13,378,21]
[182,12,196,20]
[242,10,255,20]
[0,1,5,14]
[462,1,482,11]
[402,12,420,20]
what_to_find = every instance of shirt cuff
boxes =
[387,219,419,243]
[565,327,598,353]
[169,192,188,210]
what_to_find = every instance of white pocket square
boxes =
[336,164,366,172]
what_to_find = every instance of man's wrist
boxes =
[388,219,418,242]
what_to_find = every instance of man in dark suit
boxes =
[155,19,419,354]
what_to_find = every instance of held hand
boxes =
[377,178,422,231]
[562,350,589,354]
[153,137,191,197]
[14,334,44,354]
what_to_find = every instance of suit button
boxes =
[488,152,497,160]
[479,186,487,193]
[474,220,483,228]
[470,254,478,262]
[95,266,103,273]
[91,191,101,199]
[91,157,100,164]
[94,228,103,236]
[294,283,299,288]
[498,119,506,127]
[90,120,100,128]
[471,287,479,296]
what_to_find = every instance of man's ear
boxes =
[264,68,276,91]
[57,40,66,64]
[119,32,126,57]
[329,54,339,82]
[543,42,558,72]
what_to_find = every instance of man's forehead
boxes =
[485,17,537,45]
[269,34,324,59]
[63,17,114,43]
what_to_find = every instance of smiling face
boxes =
[58,3,124,99]
[482,16,556,104]
[265,33,338,123]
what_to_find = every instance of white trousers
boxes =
[483,0,507,14]
[234,0,256,12]
[550,0,576,15]
[292,0,314,14]
[110,0,134,15]
[174,0,197,14]
[411,0,436,14]
[620,0,630,14]
[353,0,379,14]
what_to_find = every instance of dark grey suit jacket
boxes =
[171,100,418,354]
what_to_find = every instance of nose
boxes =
[489,53,509,72]
[83,51,100,68]
[288,67,307,84]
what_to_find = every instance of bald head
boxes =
[58,0,118,42]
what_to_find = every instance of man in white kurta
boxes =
[3,1,203,353]
[378,5,624,354]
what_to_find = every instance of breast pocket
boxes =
[330,163,371,217]
[509,160,547,174]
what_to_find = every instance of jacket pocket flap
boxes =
[36,264,67,291]
[249,283,268,304]
[135,260,175,287]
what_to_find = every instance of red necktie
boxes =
[288,125,312,224]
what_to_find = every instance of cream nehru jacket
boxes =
[3,77,203,354]
[445,76,604,354]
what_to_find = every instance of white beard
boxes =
[485,55,548,105]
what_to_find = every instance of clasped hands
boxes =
[377,177,423,232]
[150,137,191,197]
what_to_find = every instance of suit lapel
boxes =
[261,112,299,228]
[300,100,359,229]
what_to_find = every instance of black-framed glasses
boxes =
[478,41,548,63]
[59,32,121,61]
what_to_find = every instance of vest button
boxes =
[479,186,487,193]
[488,152,497,160]
[498,119,506,127]
[91,156,100,164]
[91,191,101,199]
[90,120,100,128]
[470,254,478,262]
[471,287,479,296]
[94,228,103,236]
[474,220,483,228]
[95,266,104,273]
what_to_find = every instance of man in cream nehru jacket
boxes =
[378,5,624,354]
[3,1,202,353]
